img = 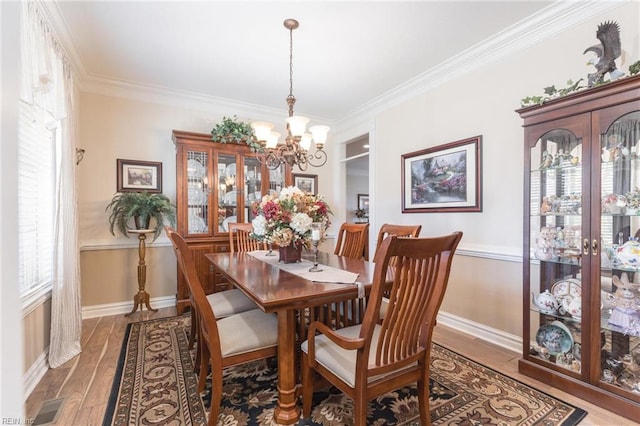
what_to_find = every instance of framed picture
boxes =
[402,135,482,213]
[117,159,163,193]
[357,194,369,216]
[293,173,318,195]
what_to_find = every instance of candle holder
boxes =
[309,239,323,272]
[265,241,276,256]
[309,222,323,272]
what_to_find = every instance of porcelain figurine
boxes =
[535,226,556,260]
[608,273,639,328]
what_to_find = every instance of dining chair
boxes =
[374,223,423,318]
[333,222,369,260]
[165,227,257,349]
[228,222,266,253]
[301,232,462,426]
[375,223,422,255]
[168,231,278,426]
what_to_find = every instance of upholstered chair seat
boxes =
[217,308,278,357]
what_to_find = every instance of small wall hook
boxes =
[75,148,85,165]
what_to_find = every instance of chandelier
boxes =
[251,19,330,171]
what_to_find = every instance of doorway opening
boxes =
[345,135,369,223]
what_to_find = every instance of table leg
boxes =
[273,309,301,424]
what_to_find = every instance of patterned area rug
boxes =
[104,316,587,425]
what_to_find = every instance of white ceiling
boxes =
[51,1,555,123]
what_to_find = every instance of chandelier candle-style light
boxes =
[252,19,330,171]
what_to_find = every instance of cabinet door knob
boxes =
[592,239,598,256]
[583,238,590,255]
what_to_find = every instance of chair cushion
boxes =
[302,324,399,387]
[206,288,257,318]
[218,309,278,356]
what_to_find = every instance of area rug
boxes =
[103,315,587,425]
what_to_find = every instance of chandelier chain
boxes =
[251,18,329,171]
[287,23,295,117]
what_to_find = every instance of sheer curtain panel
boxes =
[20,1,81,368]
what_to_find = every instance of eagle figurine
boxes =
[584,21,624,87]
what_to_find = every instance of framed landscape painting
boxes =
[402,136,482,213]
[117,159,163,193]
[293,173,318,195]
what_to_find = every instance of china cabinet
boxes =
[518,74,640,420]
[172,130,290,314]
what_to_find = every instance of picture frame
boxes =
[357,194,369,216]
[293,173,318,195]
[402,135,482,213]
[117,159,163,193]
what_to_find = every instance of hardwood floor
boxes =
[26,308,633,425]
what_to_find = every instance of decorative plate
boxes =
[188,215,206,234]
[535,321,574,355]
[551,278,582,299]
[188,188,205,206]
[225,163,236,178]
[187,159,205,178]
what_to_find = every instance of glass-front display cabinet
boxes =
[173,130,289,314]
[519,74,640,421]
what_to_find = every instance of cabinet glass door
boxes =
[217,153,238,233]
[269,163,285,195]
[243,156,262,223]
[599,110,640,392]
[186,150,209,234]
[529,129,583,374]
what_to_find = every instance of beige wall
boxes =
[77,93,337,309]
[80,246,177,306]
[23,301,51,371]
[371,2,639,336]
[74,3,639,343]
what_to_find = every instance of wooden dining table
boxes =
[205,250,376,424]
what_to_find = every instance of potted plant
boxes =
[105,191,176,241]
[210,115,262,151]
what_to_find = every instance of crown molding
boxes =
[42,0,627,132]
[336,0,629,131]
[38,0,87,80]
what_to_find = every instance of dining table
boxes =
[205,250,377,424]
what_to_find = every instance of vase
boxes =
[134,215,151,230]
[279,244,303,263]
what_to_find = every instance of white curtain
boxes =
[21,1,82,368]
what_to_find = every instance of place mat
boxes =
[248,250,359,284]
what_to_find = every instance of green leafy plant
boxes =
[521,79,585,107]
[629,60,640,76]
[105,192,176,241]
[210,115,262,151]
[354,208,367,218]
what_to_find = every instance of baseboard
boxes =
[81,295,176,319]
[437,311,521,354]
[24,348,49,398]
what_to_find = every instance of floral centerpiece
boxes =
[251,186,332,262]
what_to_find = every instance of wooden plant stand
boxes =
[125,229,158,316]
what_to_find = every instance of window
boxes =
[18,101,56,300]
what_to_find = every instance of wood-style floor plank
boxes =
[25,308,635,425]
